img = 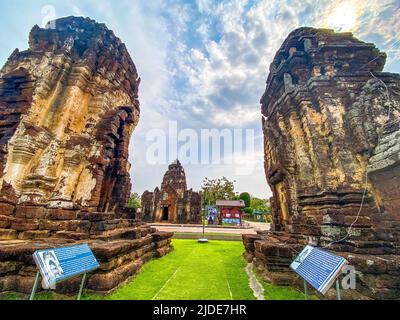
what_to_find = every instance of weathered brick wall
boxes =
[0,17,174,295]
[244,27,400,299]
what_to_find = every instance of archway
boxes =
[162,206,169,221]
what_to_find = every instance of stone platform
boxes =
[0,17,177,296]
[0,223,173,295]
[250,27,400,300]
[243,232,400,299]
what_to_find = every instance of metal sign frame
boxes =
[291,245,347,300]
[29,243,99,300]
[29,271,87,300]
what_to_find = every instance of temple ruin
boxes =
[141,160,202,224]
[0,17,173,295]
[243,28,400,299]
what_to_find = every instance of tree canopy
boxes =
[127,192,141,209]
[239,192,251,207]
[201,177,236,206]
[250,197,271,213]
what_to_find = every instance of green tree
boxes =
[243,207,253,214]
[231,194,240,200]
[127,192,141,209]
[239,192,251,208]
[201,177,236,206]
[249,197,270,212]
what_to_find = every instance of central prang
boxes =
[141,160,202,224]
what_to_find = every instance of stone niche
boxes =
[141,160,202,224]
[0,17,173,295]
[243,27,400,299]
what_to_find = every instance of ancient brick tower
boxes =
[0,17,139,216]
[141,160,202,224]
[243,28,400,299]
[0,17,173,294]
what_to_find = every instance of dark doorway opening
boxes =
[162,206,169,221]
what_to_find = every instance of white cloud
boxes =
[212,107,260,126]
[145,0,400,197]
[1,0,399,199]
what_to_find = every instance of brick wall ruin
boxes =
[0,17,173,295]
[243,28,400,299]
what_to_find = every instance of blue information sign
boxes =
[207,206,218,217]
[33,243,99,289]
[290,245,347,295]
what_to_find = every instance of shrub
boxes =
[243,207,253,214]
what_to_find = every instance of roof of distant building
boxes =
[215,200,246,208]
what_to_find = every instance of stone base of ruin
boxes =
[0,209,173,295]
[243,232,400,300]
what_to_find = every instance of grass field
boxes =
[0,239,311,300]
[253,268,318,300]
[85,239,309,300]
[173,232,242,237]
[172,232,243,241]
[86,239,254,300]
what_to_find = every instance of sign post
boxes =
[77,273,87,301]
[29,243,99,300]
[303,279,308,300]
[29,272,41,301]
[336,279,341,300]
[290,245,348,300]
[198,206,210,243]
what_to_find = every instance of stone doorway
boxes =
[162,206,169,221]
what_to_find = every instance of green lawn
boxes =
[86,239,254,300]
[0,239,313,300]
[253,269,317,300]
[173,232,242,237]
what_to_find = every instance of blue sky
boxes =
[0,0,399,198]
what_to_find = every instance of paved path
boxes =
[242,220,271,232]
[150,222,270,235]
[245,262,265,300]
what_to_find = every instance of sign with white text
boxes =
[33,243,99,289]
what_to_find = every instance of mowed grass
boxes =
[0,239,316,300]
[252,267,318,300]
[85,239,255,300]
[263,283,316,300]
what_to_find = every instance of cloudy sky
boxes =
[0,0,399,198]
